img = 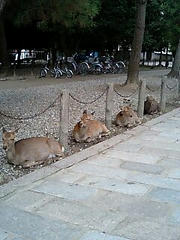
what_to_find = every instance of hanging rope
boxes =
[69,87,107,105]
[0,95,60,120]
[113,87,138,98]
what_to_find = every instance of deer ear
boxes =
[83,110,87,114]
[124,106,129,112]
[91,111,95,115]
[14,127,20,133]
[2,127,6,133]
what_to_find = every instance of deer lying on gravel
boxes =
[144,96,160,115]
[2,128,64,168]
[115,106,141,127]
[73,110,110,142]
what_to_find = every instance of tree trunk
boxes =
[167,39,180,79]
[0,14,9,73]
[0,0,7,14]
[127,0,147,84]
[158,49,163,66]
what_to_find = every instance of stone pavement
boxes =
[0,108,180,240]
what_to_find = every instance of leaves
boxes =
[13,0,100,30]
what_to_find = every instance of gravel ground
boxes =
[0,70,180,185]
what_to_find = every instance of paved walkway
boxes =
[0,108,180,240]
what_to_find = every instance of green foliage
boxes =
[14,0,100,30]
[144,0,180,52]
[88,0,136,51]
[2,0,180,54]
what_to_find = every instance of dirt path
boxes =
[0,69,169,89]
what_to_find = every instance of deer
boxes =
[115,106,141,127]
[2,128,64,168]
[73,110,110,142]
[80,110,95,121]
[144,96,160,115]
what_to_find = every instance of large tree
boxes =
[168,39,180,78]
[0,0,9,68]
[165,0,180,78]
[127,0,147,84]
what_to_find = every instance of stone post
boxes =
[137,79,146,118]
[59,89,69,150]
[105,83,114,129]
[177,72,180,98]
[160,77,166,113]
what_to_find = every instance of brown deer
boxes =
[80,110,95,121]
[2,128,64,168]
[115,106,141,127]
[73,110,110,142]
[144,96,160,115]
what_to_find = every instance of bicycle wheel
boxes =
[116,61,126,73]
[67,62,77,73]
[94,65,102,75]
[66,69,73,78]
[50,69,57,78]
[39,69,47,78]
[79,62,89,75]
[55,70,63,78]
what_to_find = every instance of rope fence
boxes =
[113,87,139,98]
[0,76,179,148]
[166,82,178,91]
[69,87,107,105]
[0,95,60,120]
[146,84,161,92]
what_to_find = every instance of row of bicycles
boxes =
[39,53,126,78]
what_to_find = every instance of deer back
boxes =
[2,130,64,167]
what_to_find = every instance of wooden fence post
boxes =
[160,77,166,113]
[59,89,69,150]
[105,83,114,129]
[137,79,146,118]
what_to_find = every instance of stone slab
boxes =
[157,158,180,168]
[0,229,8,240]
[0,205,84,240]
[138,146,180,159]
[80,190,171,219]
[168,206,180,224]
[126,172,180,191]
[112,142,143,152]
[101,150,161,164]
[147,187,180,204]
[71,162,132,180]
[3,190,54,212]
[32,197,126,232]
[112,217,180,240]
[86,155,123,168]
[121,161,164,175]
[79,230,129,240]
[167,168,180,179]
[32,179,98,201]
[77,175,150,196]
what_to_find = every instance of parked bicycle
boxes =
[55,58,73,78]
[79,57,103,75]
[39,63,61,78]
[100,56,126,74]
[39,61,73,78]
